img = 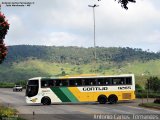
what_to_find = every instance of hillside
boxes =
[0,45,160,85]
[4,45,160,64]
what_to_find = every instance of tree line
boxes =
[3,45,160,65]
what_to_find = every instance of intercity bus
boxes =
[25,74,135,105]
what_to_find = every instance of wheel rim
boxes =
[109,96,117,104]
[42,98,50,105]
[44,99,48,105]
[100,97,106,104]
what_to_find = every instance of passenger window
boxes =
[97,78,104,85]
[112,78,125,85]
[97,78,110,85]
[61,80,68,86]
[55,80,61,86]
[69,79,75,86]
[76,79,82,86]
[69,79,82,86]
[41,79,54,88]
[90,79,97,85]
[126,77,132,85]
[83,78,97,86]
[104,78,111,85]
[55,80,68,87]
[83,79,90,86]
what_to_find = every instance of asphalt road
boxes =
[0,88,159,120]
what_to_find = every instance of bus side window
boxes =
[112,78,118,85]
[41,80,54,88]
[121,81,124,84]
[41,80,46,88]
[113,81,116,85]
[97,78,104,85]
[69,79,75,86]
[126,77,132,85]
[90,79,97,86]
[48,80,54,87]
[55,80,61,86]
[76,79,82,86]
[104,78,110,85]
[61,80,68,86]
[112,78,125,85]
[69,79,82,86]
[83,79,90,86]
[105,81,109,85]
[119,78,125,84]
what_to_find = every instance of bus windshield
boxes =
[26,80,39,97]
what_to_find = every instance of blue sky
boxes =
[1,0,160,52]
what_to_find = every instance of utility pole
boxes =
[88,4,99,61]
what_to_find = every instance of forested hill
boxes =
[4,45,160,64]
[1,45,160,83]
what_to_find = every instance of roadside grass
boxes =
[139,103,160,110]
[0,105,25,120]
[0,105,16,118]
[0,82,15,88]
[136,92,160,98]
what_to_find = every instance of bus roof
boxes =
[28,74,134,80]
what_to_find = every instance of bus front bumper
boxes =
[26,96,41,104]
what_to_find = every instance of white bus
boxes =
[26,74,135,105]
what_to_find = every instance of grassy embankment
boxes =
[0,105,24,120]
[139,103,160,110]
[11,59,160,85]
[0,59,160,88]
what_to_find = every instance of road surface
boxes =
[0,88,159,120]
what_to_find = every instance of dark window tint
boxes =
[83,78,97,86]
[112,77,125,85]
[125,77,132,85]
[55,80,68,87]
[41,79,54,88]
[55,80,61,86]
[69,79,82,86]
[26,80,39,97]
[104,78,111,85]
[97,78,111,85]
[28,80,39,86]
[97,78,104,85]
[61,80,68,86]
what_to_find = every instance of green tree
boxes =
[98,0,136,10]
[0,12,10,64]
[145,76,160,92]
[135,84,143,92]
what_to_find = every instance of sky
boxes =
[1,0,160,52]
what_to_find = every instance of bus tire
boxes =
[41,97,51,105]
[108,95,118,104]
[98,95,107,104]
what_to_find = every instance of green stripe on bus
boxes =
[60,87,79,102]
[51,87,71,102]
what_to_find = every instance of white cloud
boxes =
[147,31,160,44]
[5,15,27,45]
[2,0,160,52]
[38,32,90,47]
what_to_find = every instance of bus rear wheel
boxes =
[98,95,107,104]
[41,97,51,105]
[108,95,118,104]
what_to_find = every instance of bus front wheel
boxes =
[98,95,107,104]
[41,97,51,105]
[108,95,118,104]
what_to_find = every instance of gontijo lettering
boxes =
[82,87,108,91]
